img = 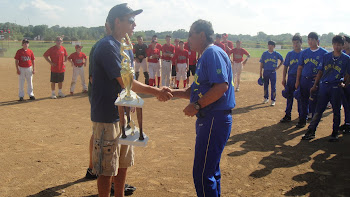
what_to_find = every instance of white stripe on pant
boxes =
[18,66,34,98]
[70,66,87,93]
[161,60,172,87]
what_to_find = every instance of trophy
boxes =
[115,33,148,146]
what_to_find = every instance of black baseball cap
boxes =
[107,3,143,25]
[22,39,29,44]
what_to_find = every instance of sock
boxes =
[183,80,187,88]
[157,77,160,86]
[58,89,62,93]
[52,90,55,95]
[176,80,179,88]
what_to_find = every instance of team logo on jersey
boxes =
[61,51,64,54]
[339,61,342,65]
[21,56,30,61]
[316,56,319,60]
[217,69,222,74]
[274,56,276,59]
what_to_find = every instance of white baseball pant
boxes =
[176,63,187,81]
[232,62,243,88]
[161,60,172,87]
[148,62,158,79]
[18,66,34,98]
[135,58,148,72]
[70,66,87,93]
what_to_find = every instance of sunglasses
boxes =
[123,17,135,24]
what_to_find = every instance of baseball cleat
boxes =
[271,101,275,106]
[301,129,315,140]
[263,98,269,104]
[328,131,339,142]
[51,94,57,99]
[58,92,66,98]
[296,120,306,128]
[19,97,24,101]
[280,115,291,123]
[29,96,36,100]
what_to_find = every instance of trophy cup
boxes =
[115,33,148,147]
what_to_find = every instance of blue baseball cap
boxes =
[294,88,301,100]
[258,77,264,86]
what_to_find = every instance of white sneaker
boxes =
[263,98,269,104]
[235,88,240,92]
[51,94,57,99]
[307,113,312,119]
[58,92,66,98]
[271,101,276,106]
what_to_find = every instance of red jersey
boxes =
[172,45,180,65]
[147,48,160,63]
[175,49,189,64]
[214,42,225,51]
[161,44,175,61]
[44,45,67,73]
[221,40,234,55]
[68,52,87,66]
[231,48,249,63]
[148,43,162,51]
[184,42,197,65]
[14,48,35,68]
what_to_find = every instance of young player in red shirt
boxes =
[147,40,161,86]
[174,41,189,89]
[184,41,197,88]
[68,45,87,95]
[171,38,180,88]
[221,33,234,57]
[43,36,68,99]
[148,35,162,87]
[230,40,250,92]
[14,39,35,101]
[161,35,175,87]
[214,34,225,51]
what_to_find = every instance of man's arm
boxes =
[282,66,288,87]
[276,60,284,70]
[295,65,303,89]
[171,87,191,99]
[15,60,20,75]
[242,54,250,65]
[310,70,323,93]
[44,56,55,66]
[260,62,263,78]
[32,60,35,74]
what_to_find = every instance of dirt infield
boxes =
[0,57,349,197]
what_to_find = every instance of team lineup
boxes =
[12,3,350,197]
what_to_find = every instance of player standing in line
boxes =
[15,39,35,101]
[301,35,350,141]
[68,44,88,95]
[148,35,162,87]
[174,41,189,89]
[133,35,149,85]
[171,38,180,88]
[169,19,235,197]
[259,40,284,106]
[230,40,250,92]
[221,33,234,58]
[147,40,161,87]
[280,35,303,122]
[161,35,175,87]
[295,32,328,128]
[185,41,197,88]
[43,36,68,99]
[214,34,225,50]
[339,36,350,133]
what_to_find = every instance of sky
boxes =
[0,0,349,36]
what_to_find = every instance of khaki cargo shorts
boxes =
[92,122,134,176]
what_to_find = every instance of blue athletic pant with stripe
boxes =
[285,75,301,116]
[341,85,350,124]
[193,111,232,197]
[263,70,276,101]
[299,76,318,121]
[308,83,342,132]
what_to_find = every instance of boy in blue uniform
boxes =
[259,40,284,106]
[301,35,350,141]
[295,32,328,128]
[171,19,235,197]
[339,35,350,133]
[280,35,303,122]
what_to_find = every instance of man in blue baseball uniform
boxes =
[259,40,284,106]
[340,35,350,134]
[295,32,328,128]
[280,35,303,122]
[170,19,235,197]
[301,35,350,141]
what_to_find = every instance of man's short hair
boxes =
[137,35,142,39]
[236,40,241,43]
[106,3,143,31]
[165,35,171,38]
[308,32,319,41]
[56,36,63,41]
[152,35,157,38]
[343,36,350,43]
[292,34,302,43]
[332,35,345,45]
[216,34,222,38]
[268,40,276,46]
[191,19,214,43]
[179,41,184,44]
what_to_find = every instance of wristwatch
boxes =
[194,101,201,110]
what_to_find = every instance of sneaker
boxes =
[58,92,65,98]
[301,129,315,140]
[327,102,332,109]
[342,124,350,134]
[82,90,88,93]
[307,113,313,121]
[29,96,35,100]
[329,131,339,142]
[51,94,57,99]
[70,92,74,95]
[235,88,240,92]
[296,120,306,128]
[85,168,97,180]
[111,183,136,195]
[271,101,276,106]
[19,97,24,101]
[263,98,269,104]
[280,115,291,123]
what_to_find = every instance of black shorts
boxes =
[172,65,177,77]
[50,72,65,83]
[187,65,196,77]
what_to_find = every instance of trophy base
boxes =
[115,90,144,108]
[118,126,148,147]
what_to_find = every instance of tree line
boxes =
[0,22,348,47]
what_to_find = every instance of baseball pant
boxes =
[161,60,172,87]
[156,61,161,77]
[299,76,318,121]
[285,75,301,116]
[70,66,87,93]
[232,62,243,88]
[263,70,276,101]
[176,63,187,81]
[341,85,350,124]
[135,58,148,72]
[193,110,232,197]
[308,82,342,132]
[148,62,158,79]
[18,66,34,98]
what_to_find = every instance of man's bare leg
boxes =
[97,175,112,197]
[89,135,93,169]
[114,168,127,197]
[58,82,63,89]
[51,82,55,91]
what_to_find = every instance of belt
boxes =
[74,65,83,67]
[163,60,171,62]
[197,109,233,118]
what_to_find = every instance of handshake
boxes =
[156,87,173,102]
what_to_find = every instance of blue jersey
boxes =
[284,50,302,76]
[190,45,235,112]
[299,47,328,78]
[259,51,283,71]
[91,35,134,123]
[318,52,350,84]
